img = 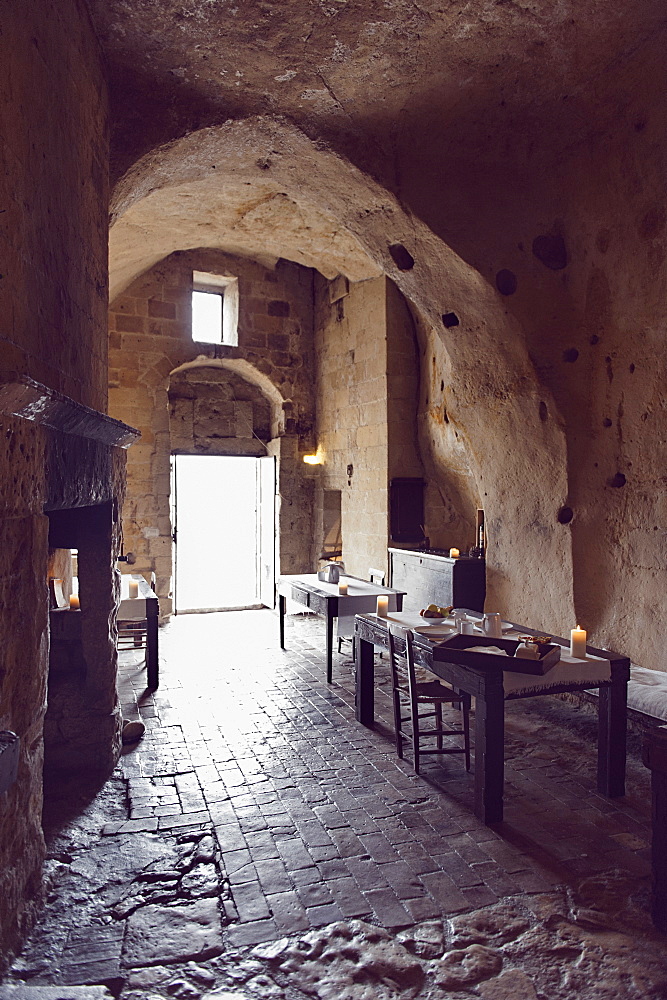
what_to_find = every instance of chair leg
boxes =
[463,698,471,772]
[392,688,404,759]
[436,703,443,750]
[412,700,420,775]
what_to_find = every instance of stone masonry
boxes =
[108,249,317,613]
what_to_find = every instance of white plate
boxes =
[413,624,456,636]
[472,622,513,634]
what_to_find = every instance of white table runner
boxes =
[367,613,612,696]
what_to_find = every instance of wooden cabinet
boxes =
[388,547,486,613]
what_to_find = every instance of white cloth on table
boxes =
[503,647,611,697]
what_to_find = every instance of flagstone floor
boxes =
[2,609,665,1000]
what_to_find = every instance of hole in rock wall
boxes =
[495,269,517,295]
[532,233,568,270]
[562,348,579,363]
[539,401,548,422]
[608,472,627,488]
[557,505,574,524]
[388,243,415,271]
[442,312,460,328]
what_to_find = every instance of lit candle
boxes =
[376,595,389,618]
[129,580,139,599]
[338,580,348,595]
[69,594,80,610]
[570,625,587,658]
[449,548,460,558]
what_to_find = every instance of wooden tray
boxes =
[433,634,561,675]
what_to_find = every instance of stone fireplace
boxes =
[0,374,138,959]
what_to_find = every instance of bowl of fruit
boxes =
[419,604,454,619]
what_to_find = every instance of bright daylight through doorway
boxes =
[172,454,273,613]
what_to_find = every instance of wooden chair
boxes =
[388,623,471,775]
[117,572,156,653]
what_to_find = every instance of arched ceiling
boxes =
[90,0,666,187]
[110,175,383,299]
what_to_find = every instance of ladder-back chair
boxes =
[388,622,471,775]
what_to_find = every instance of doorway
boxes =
[172,454,275,613]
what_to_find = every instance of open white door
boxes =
[257,455,276,608]
[173,454,260,612]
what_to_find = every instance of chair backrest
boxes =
[388,623,417,694]
[369,567,386,586]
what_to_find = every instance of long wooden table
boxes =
[355,610,630,824]
[277,574,405,683]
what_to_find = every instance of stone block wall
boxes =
[0,0,111,966]
[313,276,390,579]
[0,0,109,411]
[169,366,271,455]
[108,250,316,613]
[314,275,449,580]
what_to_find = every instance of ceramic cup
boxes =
[483,612,502,638]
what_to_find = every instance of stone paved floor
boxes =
[3,609,666,1000]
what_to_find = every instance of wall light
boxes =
[303,447,324,465]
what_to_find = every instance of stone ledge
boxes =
[0,373,139,449]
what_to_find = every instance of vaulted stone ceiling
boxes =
[90,0,666,188]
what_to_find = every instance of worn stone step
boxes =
[0,987,114,1000]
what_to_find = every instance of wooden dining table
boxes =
[277,573,406,683]
[354,609,630,824]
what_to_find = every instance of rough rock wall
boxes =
[385,281,453,552]
[386,34,667,667]
[0,0,110,965]
[108,250,316,612]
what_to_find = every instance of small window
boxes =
[192,270,239,346]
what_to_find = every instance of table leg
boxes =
[355,636,375,726]
[597,665,628,797]
[474,675,504,824]
[146,598,159,691]
[326,611,334,684]
[279,594,286,650]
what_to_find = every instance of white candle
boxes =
[570,625,587,658]
[449,548,460,558]
[129,580,139,599]
[69,594,80,610]
[376,595,389,617]
[338,580,348,595]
